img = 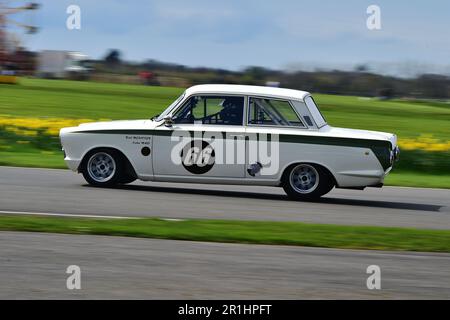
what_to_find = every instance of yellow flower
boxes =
[0,116,104,138]
[2,116,447,153]
[399,135,450,152]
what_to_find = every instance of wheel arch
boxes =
[78,146,138,179]
[280,161,338,187]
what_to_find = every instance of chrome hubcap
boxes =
[87,152,116,182]
[289,164,319,194]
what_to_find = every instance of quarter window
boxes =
[248,97,304,127]
[304,96,327,128]
[173,95,244,125]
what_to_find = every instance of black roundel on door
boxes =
[180,140,215,174]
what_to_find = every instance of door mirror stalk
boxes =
[164,115,174,127]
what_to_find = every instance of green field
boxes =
[1,215,449,252]
[1,78,449,188]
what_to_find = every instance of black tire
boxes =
[118,157,138,184]
[282,163,334,200]
[118,174,136,184]
[81,149,124,187]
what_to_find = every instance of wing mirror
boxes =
[163,115,174,127]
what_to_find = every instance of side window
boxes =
[248,98,276,125]
[248,97,304,127]
[173,96,244,125]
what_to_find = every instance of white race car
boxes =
[60,84,400,200]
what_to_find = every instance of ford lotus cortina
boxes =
[60,85,400,200]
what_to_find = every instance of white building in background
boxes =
[36,50,89,79]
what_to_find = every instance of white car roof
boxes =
[185,84,310,101]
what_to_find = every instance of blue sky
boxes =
[16,0,450,75]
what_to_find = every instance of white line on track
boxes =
[0,210,137,219]
[0,210,187,222]
[0,165,68,172]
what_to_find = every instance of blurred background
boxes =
[0,0,449,188]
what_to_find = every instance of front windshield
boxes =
[155,92,185,121]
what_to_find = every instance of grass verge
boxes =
[385,172,450,189]
[1,78,449,188]
[0,215,449,253]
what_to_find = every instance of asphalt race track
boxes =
[1,231,449,299]
[0,166,449,229]
[1,166,449,299]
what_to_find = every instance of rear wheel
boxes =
[282,163,334,200]
[81,150,123,187]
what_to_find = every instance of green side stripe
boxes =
[81,129,164,136]
[77,129,392,170]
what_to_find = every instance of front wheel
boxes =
[282,163,334,200]
[81,150,123,187]
[118,173,136,184]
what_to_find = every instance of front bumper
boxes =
[390,146,400,165]
[64,157,81,172]
[394,146,400,161]
[382,146,400,175]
